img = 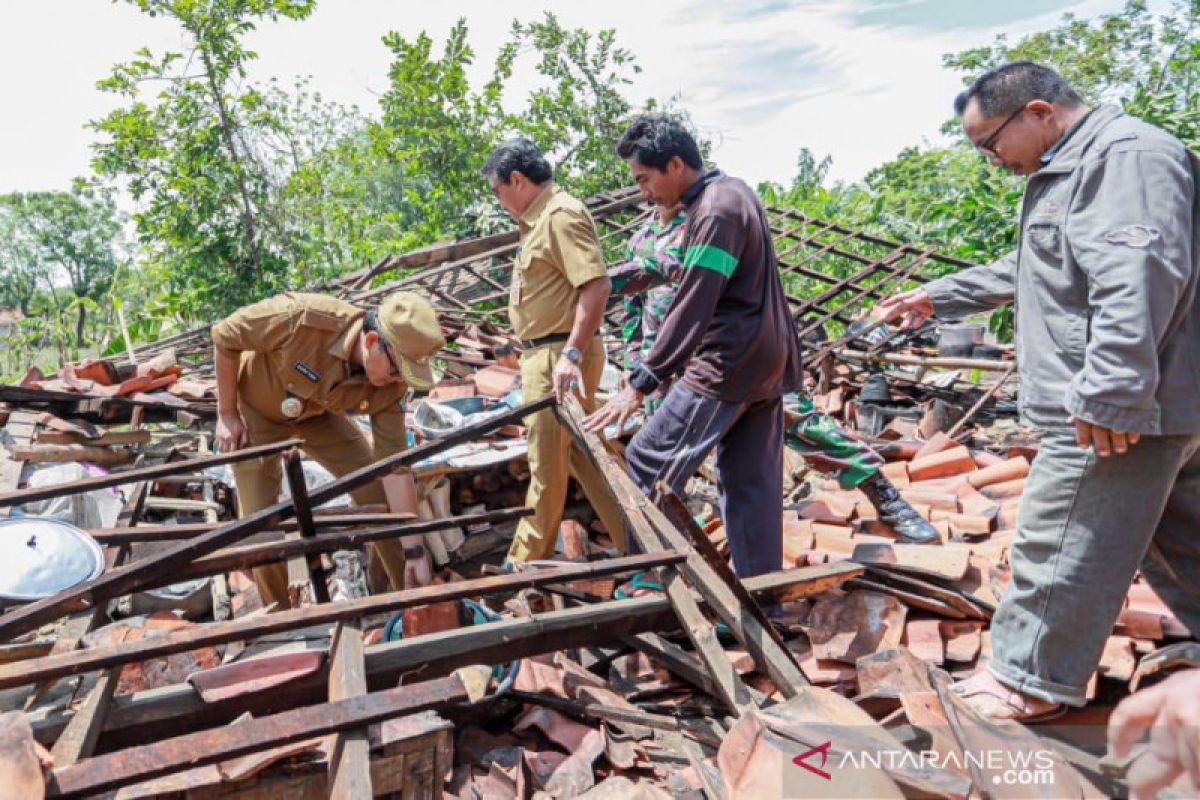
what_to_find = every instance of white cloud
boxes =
[0,0,1142,197]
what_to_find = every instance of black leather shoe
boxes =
[859,472,941,545]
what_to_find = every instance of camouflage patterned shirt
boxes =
[608,210,687,368]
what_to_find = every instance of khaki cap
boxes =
[376,292,445,389]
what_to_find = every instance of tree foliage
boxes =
[362,14,644,250]
[3,0,1191,365]
[945,0,1200,150]
[768,0,1200,340]
[88,8,646,325]
[91,0,319,320]
[0,184,127,347]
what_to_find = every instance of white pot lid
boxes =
[0,516,105,602]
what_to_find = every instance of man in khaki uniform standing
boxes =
[481,138,626,565]
[211,291,445,608]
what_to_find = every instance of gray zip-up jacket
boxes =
[925,105,1200,435]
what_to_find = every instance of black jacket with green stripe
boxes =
[633,170,803,403]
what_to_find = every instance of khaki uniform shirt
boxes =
[509,184,609,340]
[211,292,407,459]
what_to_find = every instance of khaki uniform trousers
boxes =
[232,404,407,609]
[507,338,627,562]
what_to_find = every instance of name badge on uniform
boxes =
[510,245,524,306]
[510,268,523,306]
[294,361,320,382]
[281,396,303,419]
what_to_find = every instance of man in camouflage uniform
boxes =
[608,202,687,413]
[610,206,938,544]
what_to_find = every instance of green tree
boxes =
[768,0,1200,340]
[366,14,646,249]
[0,184,127,347]
[87,8,664,327]
[370,18,500,247]
[90,0,317,319]
[249,78,373,282]
[501,15,643,199]
[0,208,44,317]
[945,0,1200,149]
[757,147,863,222]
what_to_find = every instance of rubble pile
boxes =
[0,190,1192,798]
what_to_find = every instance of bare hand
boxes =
[215,411,248,453]
[584,384,643,433]
[1108,669,1200,798]
[552,355,586,404]
[873,287,934,330]
[403,548,434,589]
[1069,416,1141,457]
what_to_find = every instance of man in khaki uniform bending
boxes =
[481,138,626,566]
[211,291,445,608]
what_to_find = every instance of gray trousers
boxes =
[989,427,1200,706]
[625,383,784,578]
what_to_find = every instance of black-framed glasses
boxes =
[377,338,404,379]
[975,106,1025,156]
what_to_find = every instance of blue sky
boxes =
[0,0,1137,196]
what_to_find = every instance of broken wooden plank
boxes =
[554,397,756,715]
[0,641,54,665]
[10,443,135,465]
[28,564,855,746]
[105,509,530,593]
[89,510,459,545]
[34,429,152,446]
[0,398,554,642]
[0,551,685,691]
[505,689,681,732]
[945,362,1017,438]
[657,487,810,697]
[0,438,302,510]
[48,667,119,768]
[0,410,37,519]
[45,674,468,798]
[282,448,330,605]
[845,576,969,620]
[851,542,970,582]
[327,621,371,799]
[122,716,451,798]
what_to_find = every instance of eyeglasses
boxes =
[974,106,1025,157]
[377,338,404,379]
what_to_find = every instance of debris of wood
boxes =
[0,195,1164,798]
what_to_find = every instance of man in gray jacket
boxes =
[876,62,1200,721]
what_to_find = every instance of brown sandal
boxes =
[951,671,1067,723]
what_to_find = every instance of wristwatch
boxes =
[403,545,427,560]
[562,345,583,364]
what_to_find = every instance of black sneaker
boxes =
[859,472,941,545]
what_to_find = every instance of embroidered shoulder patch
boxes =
[294,361,320,382]
[1104,224,1159,249]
